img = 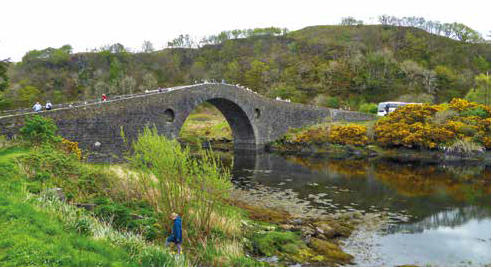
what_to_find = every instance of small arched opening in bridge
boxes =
[178,98,257,150]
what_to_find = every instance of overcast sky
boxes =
[1,0,491,62]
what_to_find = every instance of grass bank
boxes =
[0,147,186,266]
[0,114,362,266]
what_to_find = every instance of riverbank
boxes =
[0,130,363,267]
[266,141,491,165]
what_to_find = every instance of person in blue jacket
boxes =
[166,212,182,254]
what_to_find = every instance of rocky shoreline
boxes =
[229,183,405,266]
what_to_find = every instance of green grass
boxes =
[0,147,183,267]
[251,231,306,257]
[0,148,134,266]
[179,104,233,144]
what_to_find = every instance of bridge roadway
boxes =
[0,83,375,161]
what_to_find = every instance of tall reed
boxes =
[130,127,233,243]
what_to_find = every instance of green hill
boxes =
[1,24,490,110]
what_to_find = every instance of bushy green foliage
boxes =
[359,103,378,114]
[251,231,306,256]
[0,146,187,267]
[131,127,234,239]
[465,74,491,105]
[0,59,9,92]
[93,198,159,240]
[20,115,61,146]
[313,94,340,108]
[0,149,131,266]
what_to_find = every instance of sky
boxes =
[0,0,491,62]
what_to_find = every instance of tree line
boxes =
[339,15,487,43]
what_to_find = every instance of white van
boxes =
[377,102,421,116]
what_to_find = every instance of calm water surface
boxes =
[228,152,491,266]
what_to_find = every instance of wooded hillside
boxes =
[1,23,490,111]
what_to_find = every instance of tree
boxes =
[50,45,72,65]
[18,85,42,106]
[313,94,340,108]
[0,59,9,92]
[224,61,242,83]
[190,61,206,81]
[168,34,195,48]
[400,60,425,90]
[266,84,305,102]
[340,17,363,26]
[140,73,158,92]
[0,92,11,109]
[465,74,491,105]
[142,41,154,53]
[94,81,109,97]
[109,57,123,82]
[108,43,127,54]
[449,23,483,42]
[120,76,136,94]
[244,60,270,92]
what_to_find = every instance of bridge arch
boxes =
[174,97,258,149]
[0,83,375,162]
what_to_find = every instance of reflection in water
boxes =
[228,151,491,266]
[368,217,491,266]
[387,206,490,234]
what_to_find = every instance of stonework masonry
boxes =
[0,84,375,161]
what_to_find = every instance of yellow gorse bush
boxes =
[282,98,490,150]
[291,124,368,146]
[328,124,369,146]
[375,99,490,149]
[61,138,82,160]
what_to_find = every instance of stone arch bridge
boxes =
[0,83,374,161]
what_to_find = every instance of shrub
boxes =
[293,125,331,144]
[20,115,61,146]
[61,138,82,160]
[328,124,369,146]
[313,94,339,108]
[251,231,306,256]
[446,139,485,157]
[374,99,490,149]
[130,127,236,244]
[358,103,378,114]
[460,107,489,118]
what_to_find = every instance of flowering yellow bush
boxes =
[328,124,369,146]
[61,138,82,160]
[375,99,490,149]
[448,98,477,112]
[293,127,330,144]
[383,104,441,124]
[291,124,369,146]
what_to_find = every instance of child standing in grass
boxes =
[166,212,182,255]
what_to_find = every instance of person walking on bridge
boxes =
[45,101,53,110]
[32,102,42,112]
[165,212,182,255]
[101,93,107,102]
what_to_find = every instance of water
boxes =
[228,151,491,266]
